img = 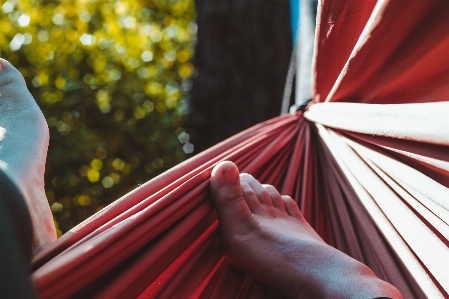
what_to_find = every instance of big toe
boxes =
[210,161,250,221]
[0,59,35,107]
[0,59,22,84]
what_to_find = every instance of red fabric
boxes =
[32,115,302,298]
[32,0,449,298]
[314,0,377,102]
[314,0,449,104]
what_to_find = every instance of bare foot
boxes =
[210,161,403,299]
[0,59,56,255]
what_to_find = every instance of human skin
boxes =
[210,161,404,299]
[0,59,57,256]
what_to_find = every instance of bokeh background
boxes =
[1,0,195,235]
[0,0,292,236]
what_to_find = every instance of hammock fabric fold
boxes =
[32,0,449,298]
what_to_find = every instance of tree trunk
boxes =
[188,0,293,153]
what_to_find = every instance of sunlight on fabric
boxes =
[340,133,449,227]
[306,102,449,145]
[341,137,449,228]
[371,146,449,173]
[341,136,449,293]
[316,124,444,299]
[83,245,94,253]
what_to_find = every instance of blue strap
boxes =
[290,0,300,44]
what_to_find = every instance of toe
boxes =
[240,174,272,206]
[282,195,302,218]
[0,58,25,85]
[0,59,36,109]
[241,180,262,213]
[0,59,5,72]
[210,161,251,222]
[263,184,285,211]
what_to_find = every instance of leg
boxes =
[210,161,403,299]
[0,169,37,298]
[0,59,56,255]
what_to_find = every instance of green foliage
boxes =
[0,0,196,234]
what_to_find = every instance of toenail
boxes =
[223,165,238,182]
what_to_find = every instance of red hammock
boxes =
[32,1,449,298]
